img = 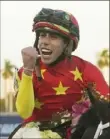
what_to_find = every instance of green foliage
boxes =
[97,48,109,69]
[0,98,5,111]
[2,59,15,79]
[1,59,17,112]
[0,93,17,112]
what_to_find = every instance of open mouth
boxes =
[41,48,52,56]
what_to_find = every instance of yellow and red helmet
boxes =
[32,8,80,51]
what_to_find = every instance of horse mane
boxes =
[71,83,110,139]
[86,84,110,123]
[76,106,99,128]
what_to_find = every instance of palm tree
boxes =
[96,48,109,84]
[97,48,109,69]
[2,59,15,112]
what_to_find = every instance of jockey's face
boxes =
[38,31,67,64]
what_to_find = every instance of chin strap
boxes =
[94,121,110,139]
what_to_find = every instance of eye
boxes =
[39,32,46,37]
[50,34,58,39]
[50,33,59,39]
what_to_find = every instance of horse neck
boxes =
[101,116,110,125]
[94,100,110,124]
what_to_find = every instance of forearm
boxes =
[16,72,35,119]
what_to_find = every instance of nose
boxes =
[39,32,52,47]
[43,33,51,44]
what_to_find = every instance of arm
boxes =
[14,69,35,119]
[72,61,109,125]
[15,46,40,119]
[84,61,109,100]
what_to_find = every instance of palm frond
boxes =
[96,49,109,69]
[2,59,15,79]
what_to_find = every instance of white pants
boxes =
[12,127,41,138]
[12,122,61,138]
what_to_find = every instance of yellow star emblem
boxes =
[53,81,69,95]
[70,67,83,82]
[35,99,43,109]
[41,69,46,79]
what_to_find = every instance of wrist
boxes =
[23,67,34,76]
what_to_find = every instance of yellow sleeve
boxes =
[15,72,35,119]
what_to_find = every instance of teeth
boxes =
[42,49,51,52]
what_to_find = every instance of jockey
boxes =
[14,8,109,138]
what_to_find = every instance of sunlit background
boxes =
[0,2,109,136]
[0,1,109,137]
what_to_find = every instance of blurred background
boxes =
[0,1,109,137]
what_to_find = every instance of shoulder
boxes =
[72,55,99,70]
[83,59,101,74]
[81,58,106,85]
[71,55,88,69]
[71,55,103,78]
[71,55,86,63]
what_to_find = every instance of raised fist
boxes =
[21,46,39,70]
